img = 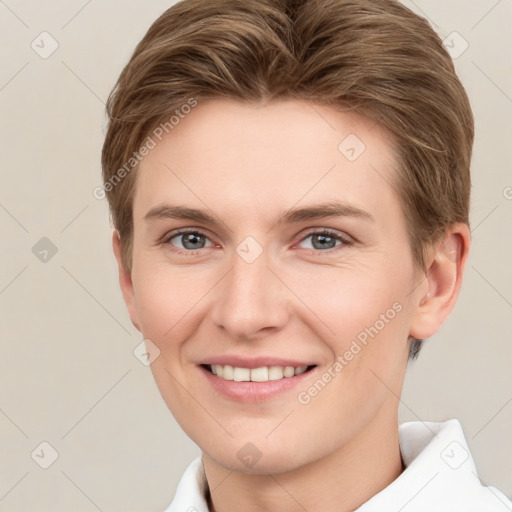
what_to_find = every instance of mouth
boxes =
[201,363,317,382]
[198,363,318,402]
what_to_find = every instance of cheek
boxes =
[132,258,212,340]
[289,264,412,398]
[286,262,410,341]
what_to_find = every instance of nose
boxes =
[209,248,290,341]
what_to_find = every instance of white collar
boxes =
[164,419,511,512]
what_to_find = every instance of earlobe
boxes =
[409,224,471,340]
[112,230,142,333]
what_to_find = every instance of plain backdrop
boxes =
[0,0,511,510]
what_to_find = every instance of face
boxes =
[117,98,431,474]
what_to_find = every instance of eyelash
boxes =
[163,228,354,256]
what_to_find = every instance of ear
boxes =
[409,223,471,340]
[112,229,142,333]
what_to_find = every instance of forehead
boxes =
[133,98,401,225]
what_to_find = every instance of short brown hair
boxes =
[101,0,474,360]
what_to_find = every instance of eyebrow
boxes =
[144,201,374,229]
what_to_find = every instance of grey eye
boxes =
[299,232,343,250]
[169,231,213,251]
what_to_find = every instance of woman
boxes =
[101,0,512,510]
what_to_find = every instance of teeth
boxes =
[209,364,310,382]
[250,367,268,382]
[269,366,283,380]
[233,367,251,381]
[283,366,295,378]
[222,365,234,380]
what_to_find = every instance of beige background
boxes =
[0,0,511,510]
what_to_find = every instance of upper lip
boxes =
[199,355,316,369]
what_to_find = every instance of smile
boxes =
[206,364,315,382]
[197,355,319,402]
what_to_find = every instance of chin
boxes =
[202,435,314,475]
[213,452,304,475]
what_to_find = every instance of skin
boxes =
[113,98,470,512]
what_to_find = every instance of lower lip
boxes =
[198,365,317,403]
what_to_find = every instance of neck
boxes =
[203,412,404,512]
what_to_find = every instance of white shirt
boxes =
[164,419,512,511]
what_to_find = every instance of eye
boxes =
[163,227,353,255]
[165,229,214,254]
[297,229,353,252]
